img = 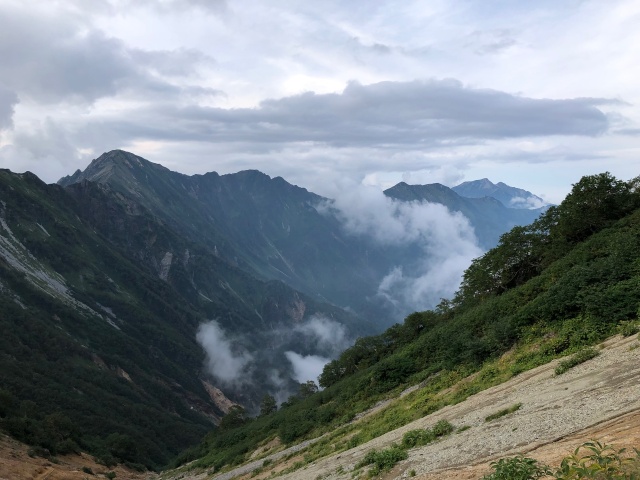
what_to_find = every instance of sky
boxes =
[0,0,639,202]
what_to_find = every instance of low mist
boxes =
[196,320,253,388]
[197,315,354,405]
[323,184,482,316]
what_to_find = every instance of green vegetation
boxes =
[401,420,454,448]
[555,348,600,375]
[482,441,640,479]
[482,456,551,480]
[619,320,640,337]
[355,445,408,476]
[485,403,522,422]
[174,172,640,474]
[354,420,454,477]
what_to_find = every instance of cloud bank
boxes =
[324,184,482,316]
[196,320,253,388]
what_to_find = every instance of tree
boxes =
[554,172,638,244]
[219,405,246,430]
[298,380,319,399]
[259,394,277,416]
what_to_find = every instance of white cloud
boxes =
[293,315,350,356]
[322,184,482,315]
[0,0,638,205]
[196,320,253,387]
[284,351,330,384]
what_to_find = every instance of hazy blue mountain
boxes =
[453,178,548,209]
[384,182,544,248]
[59,151,546,323]
[60,150,401,325]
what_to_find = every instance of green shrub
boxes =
[481,455,550,480]
[432,419,455,437]
[619,321,640,337]
[81,466,94,475]
[555,440,640,479]
[356,446,408,474]
[482,441,640,480]
[401,420,454,448]
[485,403,522,422]
[555,347,600,375]
[105,472,117,480]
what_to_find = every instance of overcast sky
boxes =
[0,0,638,202]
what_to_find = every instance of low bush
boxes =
[402,420,454,448]
[485,403,522,422]
[482,441,640,480]
[356,445,408,475]
[555,347,600,375]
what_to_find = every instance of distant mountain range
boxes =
[0,150,546,466]
[453,178,548,209]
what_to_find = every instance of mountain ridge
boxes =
[453,177,548,209]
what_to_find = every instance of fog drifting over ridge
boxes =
[322,184,482,317]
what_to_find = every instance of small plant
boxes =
[105,472,117,480]
[409,469,416,477]
[456,425,471,433]
[485,403,522,422]
[81,466,94,475]
[481,455,550,480]
[554,440,640,479]
[619,321,640,337]
[482,441,640,480]
[356,445,408,476]
[401,419,454,448]
[555,347,599,375]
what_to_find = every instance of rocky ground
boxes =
[0,434,151,480]
[3,334,639,480]
[275,333,640,480]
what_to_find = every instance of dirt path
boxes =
[277,334,640,480]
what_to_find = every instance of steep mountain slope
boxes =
[453,178,547,209]
[171,172,640,477]
[60,150,543,323]
[0,169,362,468]
[60,151,394,322]
[384,182,544,248]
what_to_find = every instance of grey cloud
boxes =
[0,85,18,129]
[0,5,218,104]
[93,79,614,151]
[130,48,217,77]
[292,315,350,356]
[130,0,228,15]
[615,128,640,136]
[467,29,518,55]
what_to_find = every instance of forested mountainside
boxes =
[59,150,542,325]
[0,169,360,469]
[174,172,640,476]
[0,149,547,471]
